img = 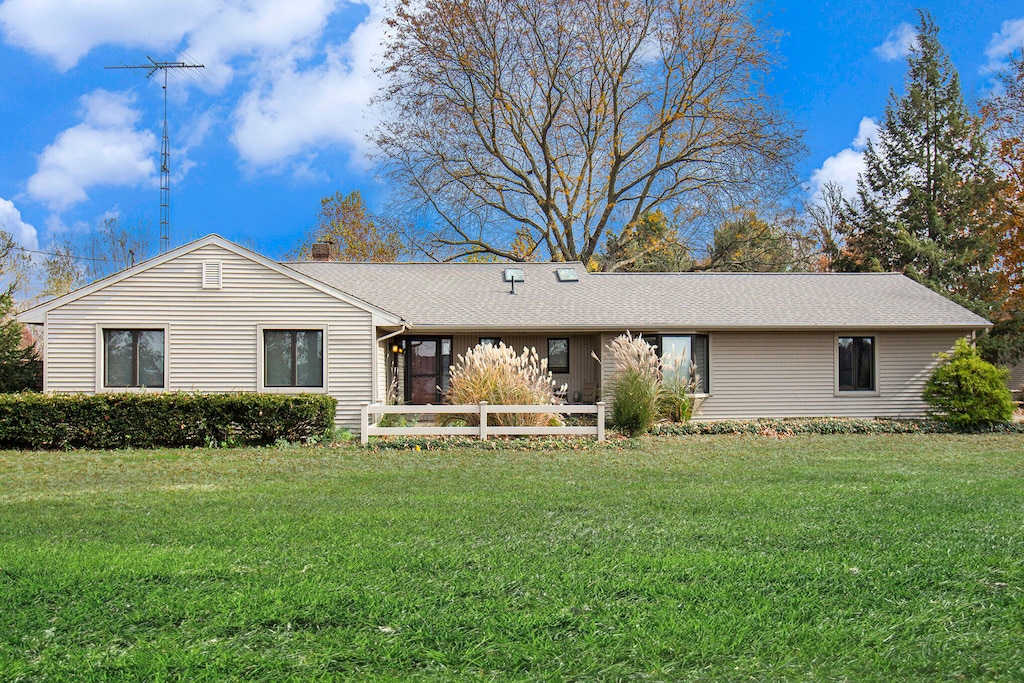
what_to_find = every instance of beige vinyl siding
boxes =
[376,339,388,402]
[599,330,965,419]
[1006,360,1024,394]
[43,243,374,428]
[450,333,601,403]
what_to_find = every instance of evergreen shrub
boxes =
[922,339,1015,427]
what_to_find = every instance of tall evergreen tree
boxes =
[0,230,41,392]
[836,12,999,317]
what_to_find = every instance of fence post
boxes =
[479,401,488,441]
[360,402,370,446]
[596,401,605,442]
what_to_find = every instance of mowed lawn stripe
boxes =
[1,435,1022,681]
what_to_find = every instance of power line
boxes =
[105,56,204,254]
[15,246,116,263]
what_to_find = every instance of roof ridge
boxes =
[282,260,588,266]
[590,271,904,276]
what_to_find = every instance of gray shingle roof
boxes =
[284,261,990,331]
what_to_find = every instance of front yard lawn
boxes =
[1,434,1022,681]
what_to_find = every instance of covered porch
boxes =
[381,332,604,405]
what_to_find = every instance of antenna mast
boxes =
[105,57,204,253]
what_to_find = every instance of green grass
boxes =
[1,435,1023,681]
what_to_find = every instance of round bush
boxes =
[922,338,1015,427]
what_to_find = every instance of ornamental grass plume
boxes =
[607,332,662,436]
[445,342,566,426]
[659,351,703,423]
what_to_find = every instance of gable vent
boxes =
[202,261,223,289]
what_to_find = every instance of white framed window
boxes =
[257,325,328,393]
[835,335,879,396]
[96,325,168,391]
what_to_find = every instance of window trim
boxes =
[95,324,169,393]
[257,324,328,394]
[835,334,880,397]
[547,337,570,374]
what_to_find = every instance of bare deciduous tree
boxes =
[376,0,800,262]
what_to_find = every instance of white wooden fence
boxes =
[359,401,606,445]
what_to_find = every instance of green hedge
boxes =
[0,392,337,450]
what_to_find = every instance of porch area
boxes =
[382,332,604,405]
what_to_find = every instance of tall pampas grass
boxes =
[607,332,662,436]
[445,343,566,426]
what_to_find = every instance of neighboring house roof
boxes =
[286,260,991,331]
[17,234,404,325]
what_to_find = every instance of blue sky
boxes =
[0,0,1022,262]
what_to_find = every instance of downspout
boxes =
[374,323,408,403]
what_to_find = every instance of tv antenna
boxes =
[105,56,204,253]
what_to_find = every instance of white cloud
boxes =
[874,22,917,62]
[852,118,879,150]
[183,0,340,89]
[0,0,341,85]
[0,197,39,250]
[985,17,1024,68]
[0,0,206,71]
[27,90,158,211]
[808,117,879,203]
[230,1,387,167]
[3,0,389,171]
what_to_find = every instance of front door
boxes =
[404,337,452,404]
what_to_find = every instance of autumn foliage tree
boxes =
[705,209,813,272]
[596,211,693,272]
[981,53,1024,364]
[40,217,152,299]
[297,191,405,262]
[377,0,799,263]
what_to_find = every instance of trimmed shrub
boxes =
[445,343,564,426]
[608,332,661,436]
[0,392,336,450]
[922,339,1015,427]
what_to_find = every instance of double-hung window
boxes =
[103,329,165,388]
[838,336,875,392]
[264,329,324,388]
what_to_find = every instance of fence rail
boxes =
[360,401,606,445]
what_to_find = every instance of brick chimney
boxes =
[311,240,333,261]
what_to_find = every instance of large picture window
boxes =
[104,329,165,388]
[547,338,569,373]
[264,329,324,387]
[838,336,874,392]
[657,335,709,393]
